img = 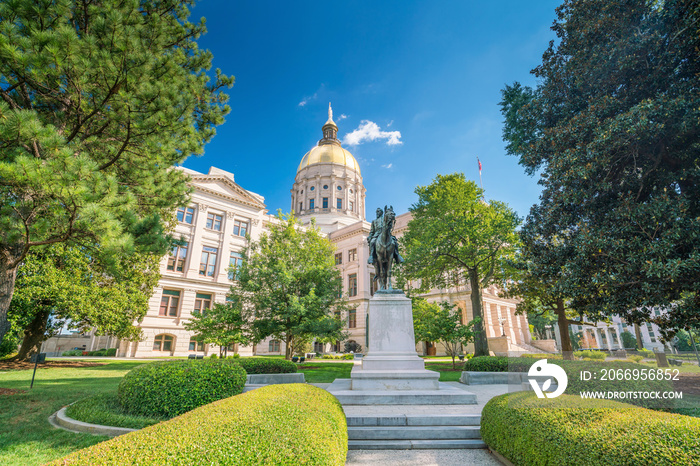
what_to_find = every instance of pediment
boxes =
[189,175,266,210]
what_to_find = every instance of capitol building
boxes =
[43,108,533,358]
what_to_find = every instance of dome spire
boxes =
[320,103,340,146]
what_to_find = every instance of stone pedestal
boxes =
[351,292,440,390]
[327,291,477,405]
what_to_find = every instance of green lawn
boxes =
[0,360,148,466]
[297,362,353,382]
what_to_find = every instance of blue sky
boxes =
[184,0,562,221]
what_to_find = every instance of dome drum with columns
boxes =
[292,104,366,233]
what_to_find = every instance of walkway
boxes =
[313,382,510,465]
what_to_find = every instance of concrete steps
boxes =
[345,413,486,450]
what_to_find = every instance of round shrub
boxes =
[117,359,246,417]
[481,392,700,466]
[52,384,348,466]
[238,357,297,374]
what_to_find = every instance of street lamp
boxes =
[498,318,506,337]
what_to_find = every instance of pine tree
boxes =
[0,0,233,344]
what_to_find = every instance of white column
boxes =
[593,328,602,349]
[604,328,614,349]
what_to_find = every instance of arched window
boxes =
[153,334,174,352]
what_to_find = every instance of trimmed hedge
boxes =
[574,349,607,360]
[52,384,347,466]
[118,359,246,417]
[464,356,672,408]
[238,357,297,374]
[481,392,700,466]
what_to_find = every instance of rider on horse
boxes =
[367,207,403,265]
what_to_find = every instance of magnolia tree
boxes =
[500,0,700,337]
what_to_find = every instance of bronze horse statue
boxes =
[373,206,401,291]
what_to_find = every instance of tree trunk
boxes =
[634,323,644,350]
[556,299,574,361]
[0,260,20,347]
[285,335,292,360]
[468,269,490,357]
[15,310,50,361]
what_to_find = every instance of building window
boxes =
[200,246,218,277]
[349,309,357,328]
[153,334,174,352]
[348,274,357,297]
[269,340,280,352]
[299,202,303,212]
[348,249,357,262]
[194,293,212,315]
[309,199,315,210]
[337,186,342,191]
[189,338,204,352]
[647,323,657,342]
[310,186,315,191]
[233,219,249,237]
[370,273,377,296]
[337,198,342,209]
[322,198,328,208]
[176,206,195,224]
[166,242,188,272]
[159,290,180,317]
[206,213,223,231]
[335,252,343,265]
[349,201,354,212]
[229,252,243,280]
[323,185,328,189]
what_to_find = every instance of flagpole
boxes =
[477,157,483,190]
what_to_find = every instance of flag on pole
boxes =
[477,157,483,190]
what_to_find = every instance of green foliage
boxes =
[237,357,297,374]
[183,299,251,356]
[9,244,161,359]
[117,359,246,417]
[0,0,233,344]
[628,355,644,363]
[500,0,700,334]
[621,330,637,349]
[52,384,348,466]
[672,328,700,353]
[66,393,164,430]
[230,213,348,359]
[105,348,117,357]
[574,350,607,360]
[400,173,520,356]
[638,348,655,359]
[209,353,218,359]
[412,298,476,367]
[0,328,20,357]
[61,350,83,356]
[481,392,700,466]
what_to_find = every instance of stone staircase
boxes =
[510,341,555,354]
[345,411,485,450]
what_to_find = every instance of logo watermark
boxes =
[528,359,568,398]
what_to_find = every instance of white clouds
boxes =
[298,93,317,107]
[381,163,393,169]
[337,114,348,121]
[342,120,402,147]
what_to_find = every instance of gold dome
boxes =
[297,144,361,175]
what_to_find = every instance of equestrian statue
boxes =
[367,205,403,292]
